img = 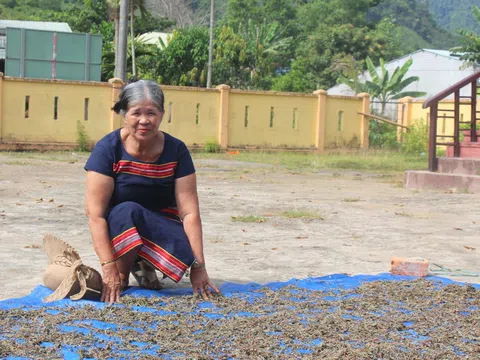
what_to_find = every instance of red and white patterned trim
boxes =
[111,227,189,283]
[138,237,188,283]
[111,227,143,259]
[113,161,177,179]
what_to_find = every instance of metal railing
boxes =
[370,101,401,122]
[423,71,480,171]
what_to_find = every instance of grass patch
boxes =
[280,210,324,220]
[0,160,35,166]
[193,150,427,173]
[343,197,361,203]
[395,211,413,217]
[230,215,267,223]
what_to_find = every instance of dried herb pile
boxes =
[0,279,478,359]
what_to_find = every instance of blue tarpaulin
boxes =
[0,273,478,359]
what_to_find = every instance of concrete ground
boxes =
[0,152,478,301]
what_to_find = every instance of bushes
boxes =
[204,140,220,153]
[402,120,428,155]
[76,120,92,152]
[369,120,400,150]
[368,118,429,156]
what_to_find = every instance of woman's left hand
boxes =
[190,267,219,300]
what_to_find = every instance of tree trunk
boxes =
[130,0,136,79]
[206,0,214,88]
[114,15,119,76]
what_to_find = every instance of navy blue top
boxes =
[85,129,195,212]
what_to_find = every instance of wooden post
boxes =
[357,92,370,149]
[454,90,460,157]
[471,81,477,142]
[216,84,230,149]
[313,89,327,153]
[428,103,438,172]
[108,78,124,132]
[0,72,3,143]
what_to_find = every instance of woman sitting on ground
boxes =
[84,80,218,303]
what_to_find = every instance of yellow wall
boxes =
[406,100,479,139]
[160,86,219,146]
[324,96,364,147]
[0,75,369,150]
[228,90,317,148]
[2,77,112,144]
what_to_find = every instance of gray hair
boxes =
[112,80,165,114]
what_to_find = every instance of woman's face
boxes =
[124,100,164,141]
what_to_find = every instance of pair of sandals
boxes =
[131,259,163,290]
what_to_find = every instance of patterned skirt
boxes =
[106,201,194,282]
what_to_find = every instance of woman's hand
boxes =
[190,267,219,300]
[100,262,122,304]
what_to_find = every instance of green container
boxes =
[5,28,102,81]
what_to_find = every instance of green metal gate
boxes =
[5,28,102,81]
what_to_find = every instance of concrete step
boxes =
[404,170,480,193]
[437,157,480,175]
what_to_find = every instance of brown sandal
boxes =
[131,260,162,290]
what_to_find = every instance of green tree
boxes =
[273,19,401,93]
[451,5,480,66]
[154,27,210,86]
[427,0,480,34]
[331,55,365,94]
[239,20,292,89]
[212,26,248,88]
[367,0,457,49]
[361,57,427,114]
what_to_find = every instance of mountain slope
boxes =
[426,0,480,34]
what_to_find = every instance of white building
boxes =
[137,32,171,48]
[328,49,477,119]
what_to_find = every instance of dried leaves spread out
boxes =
[0,280,479,359]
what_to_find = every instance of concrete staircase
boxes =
[404,157,480,193]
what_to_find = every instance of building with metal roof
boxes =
[327,49,476,119]
[0,20,72,60]
[0,20,72,34]
[137,32,171,47]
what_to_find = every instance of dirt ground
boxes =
[0,152,478,301]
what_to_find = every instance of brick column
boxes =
[108,78,124,132]
[313,89,327,153]
[216,84,230,150]
[397,97,413,142]
[357,92,371,149]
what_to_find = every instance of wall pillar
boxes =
[216,84,230,149]
[397,97,413,142]
[313,89,327,153]
[0,73,3,143]
[357,92,371,149]
[108,78,124,132]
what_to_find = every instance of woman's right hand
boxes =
[100,262,122,304]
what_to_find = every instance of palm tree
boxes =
[240,20,292,84]
[363,57,427,114]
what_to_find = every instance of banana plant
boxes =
[364,56,426,114]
